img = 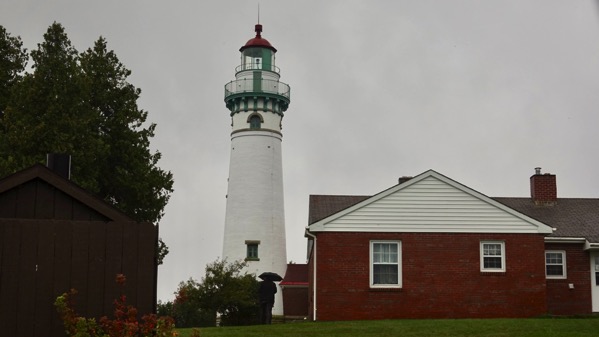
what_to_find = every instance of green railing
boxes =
[224,78,290,100]
[235,63,280,73]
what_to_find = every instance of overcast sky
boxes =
[2,0,599,302]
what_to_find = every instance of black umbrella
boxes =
[259,271,283,282]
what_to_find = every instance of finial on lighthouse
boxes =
[256,3,262,37]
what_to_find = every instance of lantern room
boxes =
[225,24,290,115]
[238,24,278,73]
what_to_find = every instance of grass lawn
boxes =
[176,318,599,337]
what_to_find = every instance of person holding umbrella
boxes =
[258,272,282,324]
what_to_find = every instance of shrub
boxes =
[171,259,260,327]
[55,274,177,337]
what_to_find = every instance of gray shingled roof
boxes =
[309,195,369,224]
[308,194,599,243]
[493,197,599,242]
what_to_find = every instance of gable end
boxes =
[310,170,553,234]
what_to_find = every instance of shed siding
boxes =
[0,220,157,337]
[0,179,109,221]
[313,232,547,321]
[282,287,309,318]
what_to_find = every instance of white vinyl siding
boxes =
[370,241,401,288]
[545,251,567,279]
[313,175,552,234]
[480,241,505,272]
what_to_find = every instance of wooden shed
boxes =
[0,164,158,337]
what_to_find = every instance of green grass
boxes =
[176,318,599,337]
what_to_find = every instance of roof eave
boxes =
[584,240,599,251]
[545,237,587,244]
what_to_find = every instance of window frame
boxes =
[248,114,263,129]
[480,241,506,272]
[369,240,402,288]
[545,250,567,279]
[245,240,260,261]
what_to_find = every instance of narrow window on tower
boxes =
[248,114,262,129]
[245,240,260,261]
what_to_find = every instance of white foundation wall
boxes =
[222,130,287,315]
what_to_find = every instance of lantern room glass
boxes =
[242,48,275,71]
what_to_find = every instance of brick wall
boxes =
[544,243,591,315]
[312,232,547,321]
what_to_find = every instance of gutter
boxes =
[304,227,317,321]
[584,241,599,251]
[545,237,599,251]
[544,237,586,244]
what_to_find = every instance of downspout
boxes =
[305,228,317,321]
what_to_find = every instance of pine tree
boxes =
[80,37,173,223]
[0,22,173,229]
[0,22,104,186]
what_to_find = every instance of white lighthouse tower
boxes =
[222,24,290,315]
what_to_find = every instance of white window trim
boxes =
[369,240,402,288]
[545,250,567,279]
[480,241,506,272]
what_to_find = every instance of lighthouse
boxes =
[222,24,290,315]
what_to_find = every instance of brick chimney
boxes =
[530,167,556,205]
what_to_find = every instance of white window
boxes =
[370,241,401,288]
[480,241,505,272]
[545,250,567,279]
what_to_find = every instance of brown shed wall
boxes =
[0,219,157,337]
[0,178,110,221]
[282,286,309,318]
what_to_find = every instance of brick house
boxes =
[305,168,599,320]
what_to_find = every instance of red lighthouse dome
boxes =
[240,24,277,52]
